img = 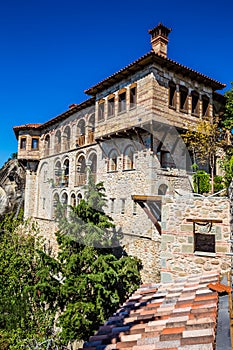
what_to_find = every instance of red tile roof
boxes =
[80,273,221,350]
[13,97,95,137]
[85,51,226,96]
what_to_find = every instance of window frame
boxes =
[107,95,115,118]
[98,100,105,121]
[31,137,39,150]
[20,137,27,150]
[118,90,127,114]
[179,86,189,113]
[168,81,176,109]
[130,85,137,109]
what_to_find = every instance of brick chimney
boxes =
[148,23,172,58]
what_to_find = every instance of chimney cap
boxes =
[148,22,172,39]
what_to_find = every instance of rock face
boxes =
[0,159,26,218]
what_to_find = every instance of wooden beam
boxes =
[186,218,222,223]
[137,201,161,234]
[132,195,162,202]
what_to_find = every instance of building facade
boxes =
[14,23,231,282]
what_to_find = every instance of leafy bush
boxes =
[193,170,211,194]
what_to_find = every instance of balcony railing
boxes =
[75,173,86,186]
[75,172,96,186]
[76,135,85,147]
[87,132,94,144]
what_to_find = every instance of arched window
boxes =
[158,184,168,195]
[87,114,95,144]
[63,126,71,151]
[179,86,188,112]
[71,193,76,207]
[44,135,50,156]
[77,120,86,146]
[123,145,135,170]
[52,193,60,218]
[191,91,200,115]
[62,159,69,187]
[77,193,82,204]
[168,81,176,108]
[108,150,118,172]
[55,130,61,153]
[88,153,97,183]
[54,160,62,186]
[61,192,68,217]
[76,155,86,185]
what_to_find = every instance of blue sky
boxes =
[0,0,233,167]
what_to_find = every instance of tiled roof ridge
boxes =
[13,123,42,130]
[81,273,220,350]
[85,50,226,96]
[13,97,95,135]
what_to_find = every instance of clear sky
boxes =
[0,0,233,167]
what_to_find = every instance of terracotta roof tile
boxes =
[207,282,232,294]
[81,273,224,350]
[84,51,225,96]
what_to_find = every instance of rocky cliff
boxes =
[0,159,26,218]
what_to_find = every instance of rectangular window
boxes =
[110,198,115,213]
[133,201,137,215]
[191,92,199,115]
[121,199,126,214]
[130,87,136,109]
[118,91,126,113]
[194,233,215,253]
[108,97,115,117]
[31,138,39,149]
[179,87,188,112]
[98,101,105,121]
[202,96,210,117]
[160,151,175,169]
[169,83,176,108]
[20,137,26,149]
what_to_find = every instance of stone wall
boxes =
[160,195,231,282]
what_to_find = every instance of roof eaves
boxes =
[85,51,226,96]
[38,97,95,130]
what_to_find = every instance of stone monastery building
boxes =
[14,23,232,283]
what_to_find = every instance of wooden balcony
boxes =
[75,172,96,186]
[75,173,86,186]
[87,131,95,144]
[76,135,85,147]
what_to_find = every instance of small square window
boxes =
[194,232,215,253]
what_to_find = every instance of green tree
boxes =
[183,119,224,194]
[0,176,141,347]
[54,174,141,343]
[0,211,57,348]
[222,82,233,131]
